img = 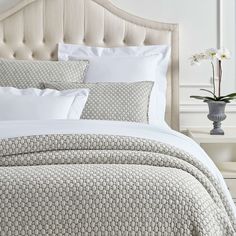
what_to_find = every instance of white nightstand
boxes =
[187,128,236,204]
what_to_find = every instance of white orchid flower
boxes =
[189,55,200,65]
[205,48,217,60]
[189,53,207,65]
[198,53,208,60]
[216,48,231,60]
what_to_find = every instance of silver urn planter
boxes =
[206,100,227,135]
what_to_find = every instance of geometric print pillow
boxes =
[43,81,154,123]
[0,59,89,89]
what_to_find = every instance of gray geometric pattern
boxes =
[0,134,236,235]
[43,81,154,123]
[0,59,89,88]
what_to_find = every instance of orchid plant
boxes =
[190,48,236,103]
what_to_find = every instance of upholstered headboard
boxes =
[0,0,179,130]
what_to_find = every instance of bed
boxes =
[0,0,236,235]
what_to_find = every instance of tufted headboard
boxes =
[0,0,179,130]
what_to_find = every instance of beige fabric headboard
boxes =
[0,0,179,130]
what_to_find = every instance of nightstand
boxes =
[187,128,236,204]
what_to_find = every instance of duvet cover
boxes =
[0,120,236,236]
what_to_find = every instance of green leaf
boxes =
[204,97,217,101]
[223,92,236,98]
[219,99,231,103]
[190,96,216,101]
[217,93,236,100]
[226,93,236,97]
[221,97,236,101]
[216,98,235,102]
[200,89,217,98]
[217,97,227,100]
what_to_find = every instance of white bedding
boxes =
[1,119,235,216]
[0,87,89,120]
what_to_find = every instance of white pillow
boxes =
[0,87,89,120]
[58,43,170,125]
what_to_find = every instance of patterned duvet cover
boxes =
[0,134,235,235]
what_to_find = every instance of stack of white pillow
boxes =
[58,43,170,125]
[0,43,170,124]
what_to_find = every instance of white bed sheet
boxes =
[0,119,235,216]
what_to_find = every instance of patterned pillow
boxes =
[43,81,154,123]
[0,59,89,88]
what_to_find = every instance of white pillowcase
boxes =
[0,87,89,120]
[58,43,170,125]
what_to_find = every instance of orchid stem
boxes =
[211,61,216,96]
[218,60,222,97]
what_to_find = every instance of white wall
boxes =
[111,0,236,129]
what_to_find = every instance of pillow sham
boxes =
[58,43,170,125]
[0,87,89,120]
[43,81,154,123]
[0,59,89,89]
